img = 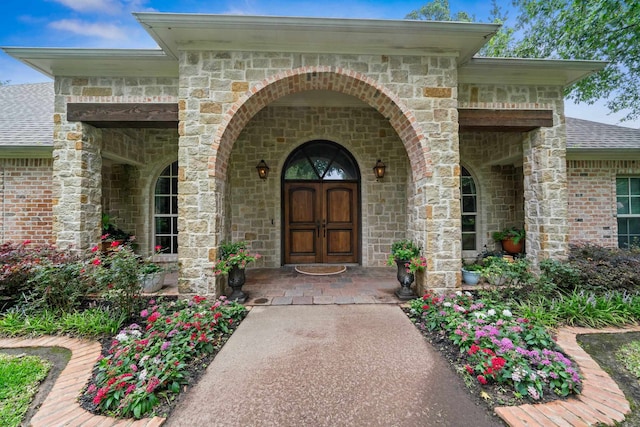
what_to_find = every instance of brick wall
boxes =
[0,158,54,244]
[567,159,640,246]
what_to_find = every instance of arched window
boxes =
[461,167,477,251]
[154,161,178,254]
[284,140,359,181]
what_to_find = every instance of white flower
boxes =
[502,309,513,317]
[474,312,486,319]
[455,291,462,296]
[487,309,496,316]
[139,369,147,381]
[115,332,128,341]
[464,291,472,297]
[443,302,452,307]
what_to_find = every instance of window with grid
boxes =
[461,167,477,251]
[617,177,640,248]
[154,161,178,254]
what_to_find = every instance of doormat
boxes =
[295,265,347,276]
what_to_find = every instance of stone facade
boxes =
[568,160,640,247]
[36,47,574,296]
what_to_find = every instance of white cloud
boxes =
[52,0,122,14]
[48,19,128,40]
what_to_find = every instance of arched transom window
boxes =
[284,140,359,181]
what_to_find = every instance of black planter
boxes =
[227,265,247,303]
[394,259,416,300]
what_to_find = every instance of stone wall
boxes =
[53,77,179,250]
[567,159,640,247]
[0,158,54,244]
[459,132,525,256]
[178,51,460,294]
[228,105,410,267]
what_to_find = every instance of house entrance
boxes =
[282,141,360,265]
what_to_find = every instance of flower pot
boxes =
[394,259,416,300]
[227,265,247,303]
[140,271,166,293]
[461,268,481,285]
[501,238,524,255]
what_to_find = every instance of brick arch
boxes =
[212,67,429,181]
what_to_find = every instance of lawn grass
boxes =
[617,340,640,379]
[0,353,51,427]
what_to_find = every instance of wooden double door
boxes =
[284,182,359,264]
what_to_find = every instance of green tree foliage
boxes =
[406,0,640,122]
[511,0,640,122]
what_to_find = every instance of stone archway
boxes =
[210,67,430,183]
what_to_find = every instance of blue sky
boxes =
[1,0,637,128]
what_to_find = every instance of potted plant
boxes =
[387,240,427,300]
[139,245,166,293]
[461,262,482,285]
[101,213,134,251]
[492,226,526,254]
[213,241,261,303]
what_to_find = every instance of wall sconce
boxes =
[256,159,270,180]
[373,159,386,179]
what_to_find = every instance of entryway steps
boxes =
[0,336,165,427]
[495,325,640,427]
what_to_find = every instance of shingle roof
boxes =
[0,82,53,147]
[566,117,640,150]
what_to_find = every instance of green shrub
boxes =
[568,244,640,293]
[25,258,89,312]
[0,242,72,311]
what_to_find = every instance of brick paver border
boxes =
[0,336,165,427]
[495,325,640,426]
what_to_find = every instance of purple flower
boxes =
[161,341,171,351]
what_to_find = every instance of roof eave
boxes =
[1,47,177,79]
[566,148,640,160]
[459,57,608,87]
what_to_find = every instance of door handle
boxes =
[322,219,326,238]
[316,221,321,237]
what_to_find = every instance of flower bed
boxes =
[407,291,582,404]
[83,296,246,419]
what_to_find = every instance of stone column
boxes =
[522,123,569,265]
[51,121,102,251]
[419,85,462,293]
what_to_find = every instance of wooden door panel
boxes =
[324,183,358,263]
[284,182,358,264]
[284,183,321,264]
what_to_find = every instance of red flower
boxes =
[468,344,480,355]
[22,239,31,245]
[193,295,206,304]
[93,387,108,405]
[148,312,161,323]
[214,312,222,320]
[91,245,99,252]
[155,245,162,252]
[92,258,101,266]
[477,375,487,385]
[422,304,430,311]
[465,365,474,374]
[110,240,120,247]
[491,357,506,370]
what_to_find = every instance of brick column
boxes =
[52,122,102,251]
[523,124,569,265]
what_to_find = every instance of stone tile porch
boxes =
[154,267,403,305]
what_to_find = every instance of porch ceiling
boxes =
[133,13,500,64]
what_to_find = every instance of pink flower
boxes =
[155,245,162,252]
[22,239,31,245]
[92,258,101,266]
[130,364,138,372]
[146,377,161,393]
[148,311,161,323]
[140,309,149,318]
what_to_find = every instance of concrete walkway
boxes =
[165,305,500,427]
